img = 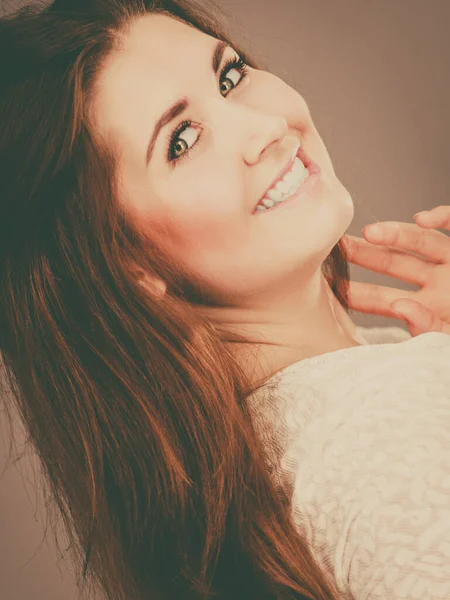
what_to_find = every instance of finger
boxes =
[343,234,431,287]
[362,221,450,264]
[414,205,450,229]
[347,280,415,317]
[391,298,450,336]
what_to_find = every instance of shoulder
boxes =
[288,363,450,598]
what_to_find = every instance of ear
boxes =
[137,273,167,298]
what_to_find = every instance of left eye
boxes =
[166,54,249,167]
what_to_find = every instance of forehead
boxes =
[92,14,214,129]
[115,13,211,71]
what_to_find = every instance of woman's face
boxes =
[94,13,354,307]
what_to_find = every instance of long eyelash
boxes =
[165,54,249,168]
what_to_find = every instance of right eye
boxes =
[167,119,199,166]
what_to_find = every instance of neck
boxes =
[209,271,363,387]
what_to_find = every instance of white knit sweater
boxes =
[246,326,450,599]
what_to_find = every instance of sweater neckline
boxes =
[264,328,421,383]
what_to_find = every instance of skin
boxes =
[93,13,363,385]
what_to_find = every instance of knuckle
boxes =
[380,250,394,273]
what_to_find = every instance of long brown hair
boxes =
[0,1,350,598]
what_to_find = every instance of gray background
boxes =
[1,1,449,598]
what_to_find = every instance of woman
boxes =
[0,1,449,599]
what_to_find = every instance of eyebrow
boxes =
[145,39,229,166]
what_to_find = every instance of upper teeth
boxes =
[257,157,309,210]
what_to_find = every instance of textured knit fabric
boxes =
[246,326,450,599]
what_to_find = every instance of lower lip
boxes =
[252,150,321,215]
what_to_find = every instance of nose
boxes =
[243,114,289,165]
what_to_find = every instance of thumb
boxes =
[390,299,444,337]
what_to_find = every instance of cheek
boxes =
[172,167,243,224]
[165,184,247,256]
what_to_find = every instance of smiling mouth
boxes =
[253,145,320,213]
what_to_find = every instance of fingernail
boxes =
[363,224,382,238]
[392,303,414,321]
[392,310,411,322]
[414,211,428,219]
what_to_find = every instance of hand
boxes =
[342,205,450,337]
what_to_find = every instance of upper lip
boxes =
[255,144,301,210]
